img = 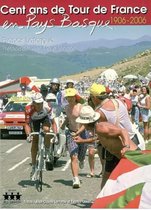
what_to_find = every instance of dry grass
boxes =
[60,67,106,81]
[60,51,151,81]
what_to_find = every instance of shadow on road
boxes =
[53,179,72,187]
[79,172,101,178]
[54,160,67,168]
[18,179,51,189]
[71,201,93,209]
[78,172,88,177]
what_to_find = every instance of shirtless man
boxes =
[61,88,87,188]
[75,105,139,187]
[74,83,141,188]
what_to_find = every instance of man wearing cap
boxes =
[25,92,57,179]
[88,83,141,146]
[63,79,85,105]
[75,83,142,188]
[61,88,88,189]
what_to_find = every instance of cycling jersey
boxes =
[25,101,52,123]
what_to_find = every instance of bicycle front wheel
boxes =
[36,150,44,192]
[39,170,43,192]
[35,170,43,192]
[46,144,54,171]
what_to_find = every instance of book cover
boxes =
[0,0,151,209]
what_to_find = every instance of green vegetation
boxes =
[0,41,151,80]
[146,141,151,150]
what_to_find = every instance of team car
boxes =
[0,96,31,139]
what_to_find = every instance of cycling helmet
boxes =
[45,93,56,101]
[32,92,44,103]
[50,78,60,85]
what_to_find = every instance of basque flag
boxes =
[92,150,151,208]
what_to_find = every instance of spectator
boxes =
[3,95,8,106]
[0,96,4,111]
[65,80,75,89]
[60,88,87,189]
[76,83,142,188]
[138,86,151,142]
[40,84,48,100]
[86,138,96,178]
[131,89,140,127]
[74,105,139,189]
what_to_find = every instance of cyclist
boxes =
[24,92,57,179]
[48,78,63,107]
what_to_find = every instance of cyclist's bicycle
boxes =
[28,129,56,192]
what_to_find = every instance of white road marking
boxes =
[6,143,23,154]
[8,157,30,171]
[61,159,71,171]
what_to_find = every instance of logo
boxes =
[3,192,22,201]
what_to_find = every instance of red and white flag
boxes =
[92,150,151,208]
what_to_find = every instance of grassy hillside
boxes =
[60,49,151,81]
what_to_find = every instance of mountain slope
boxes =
[23,35,151,54]
[60,50,151,81]
[0,41,151,81]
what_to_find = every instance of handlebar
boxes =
[28,132,56,137]
[28,132,39,137]
[27,132,56,143]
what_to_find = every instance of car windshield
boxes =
[3,102,27,112]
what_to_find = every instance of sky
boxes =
[0,25,151,46]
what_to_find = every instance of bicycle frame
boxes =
[29,130,56,192]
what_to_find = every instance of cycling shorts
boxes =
[30,116,51,132]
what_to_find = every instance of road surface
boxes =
[0,137,103,208]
